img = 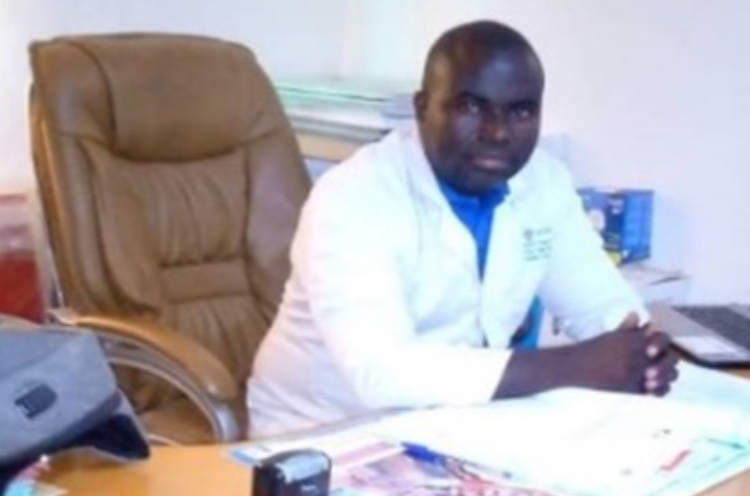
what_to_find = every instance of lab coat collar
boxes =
[397,122,534,210]
[397,125,477,277]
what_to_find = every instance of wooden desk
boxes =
[44,443,750,496]
[46,445,249,496]
[47,369,750,496]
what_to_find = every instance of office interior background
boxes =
[0,0,748,304]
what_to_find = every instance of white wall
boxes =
[343,0,750,304]
[1,0,748,303]
[0,0,347,189]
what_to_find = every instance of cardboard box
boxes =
[577,187,653,265]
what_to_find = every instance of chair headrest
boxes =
[31,33,282,161]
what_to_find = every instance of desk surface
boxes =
[47,445,250,496]
[45,443,750,496]
[47,369,750,496]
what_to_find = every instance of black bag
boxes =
[0,327,149,492]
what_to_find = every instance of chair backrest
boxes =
[29,33,310,384]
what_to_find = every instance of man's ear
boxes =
[413,90,427,122]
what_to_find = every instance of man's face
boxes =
[415,49,544,196]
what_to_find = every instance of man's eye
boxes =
[510,103,538,120]
[455,98,481,114]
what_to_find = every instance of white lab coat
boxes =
[246,125,646,437]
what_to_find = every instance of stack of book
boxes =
[274,78,416,144]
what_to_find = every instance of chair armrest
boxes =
[52,308,237,398]
[50,308,241,442]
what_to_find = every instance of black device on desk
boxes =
[252,450,331,496]
[649,303,750,367]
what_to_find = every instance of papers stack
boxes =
[274,78,416,143]
[232,363,750,496]
[620,263,690,303]
[371,362,750,496]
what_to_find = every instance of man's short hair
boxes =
[421,20,539,87]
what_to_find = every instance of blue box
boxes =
[577,187,654,265]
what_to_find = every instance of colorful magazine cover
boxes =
[331,444,550,496]
[231,432,550,496]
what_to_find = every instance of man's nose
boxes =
[479,110,511,143]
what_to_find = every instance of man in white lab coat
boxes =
[246,20,679,437]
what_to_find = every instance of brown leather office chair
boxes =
[28,33,310,444]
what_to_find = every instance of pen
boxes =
[402,442,518,482]
[402,442,447,464]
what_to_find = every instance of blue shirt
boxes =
[437,180,508,279]
[437,179,541,349]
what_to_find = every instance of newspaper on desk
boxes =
[232,362,750,496]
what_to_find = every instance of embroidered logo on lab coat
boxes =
[522,227,552,261]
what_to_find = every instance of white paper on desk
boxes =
[371,385,750,496]
[669,361,750,409]
[651,441,750,496]
[665,361,750,443]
